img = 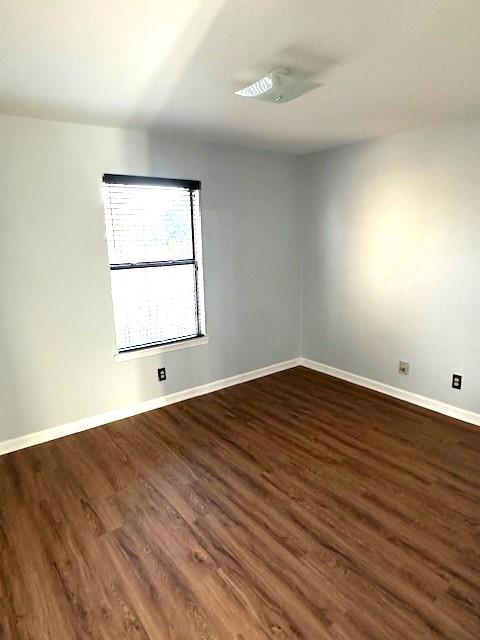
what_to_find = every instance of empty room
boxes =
[1,1,479,638]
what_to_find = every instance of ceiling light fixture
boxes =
[235,68,321,104]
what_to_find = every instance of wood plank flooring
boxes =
[1,366,479,639]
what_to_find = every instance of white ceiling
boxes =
[1,0,480,153]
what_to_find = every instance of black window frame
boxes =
[102,173,205,354]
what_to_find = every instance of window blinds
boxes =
[102,174,204,352]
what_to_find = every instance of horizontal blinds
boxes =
[102,179,198,264]
[110,265,198,350]
[101,175,202,351]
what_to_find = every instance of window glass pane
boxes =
[103,184,193,263]
[110,265,198,350]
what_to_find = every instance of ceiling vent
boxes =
[235,68,321,104]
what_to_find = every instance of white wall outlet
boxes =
[399,361,409,375]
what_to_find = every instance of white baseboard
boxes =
[3,356,477,456]
[0,358,302,456]
[299,358,480,428]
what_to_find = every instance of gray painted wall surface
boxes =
[302,122,480,413]
[2,113,480,443]
[0,115,301,440]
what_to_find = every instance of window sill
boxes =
[114,335,210,362]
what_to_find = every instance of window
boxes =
[102,174,206,355]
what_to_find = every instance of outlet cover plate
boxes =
[399,361,409,375]
[452,374,462,390]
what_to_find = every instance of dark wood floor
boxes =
[1,367,479,640]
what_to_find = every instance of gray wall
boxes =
[0,114,301,441]
[2,113,479,443]
[302,121,480,413]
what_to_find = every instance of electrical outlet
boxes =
[157,367,166,382]
[398,361,409,375]
[452,374,462,390]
